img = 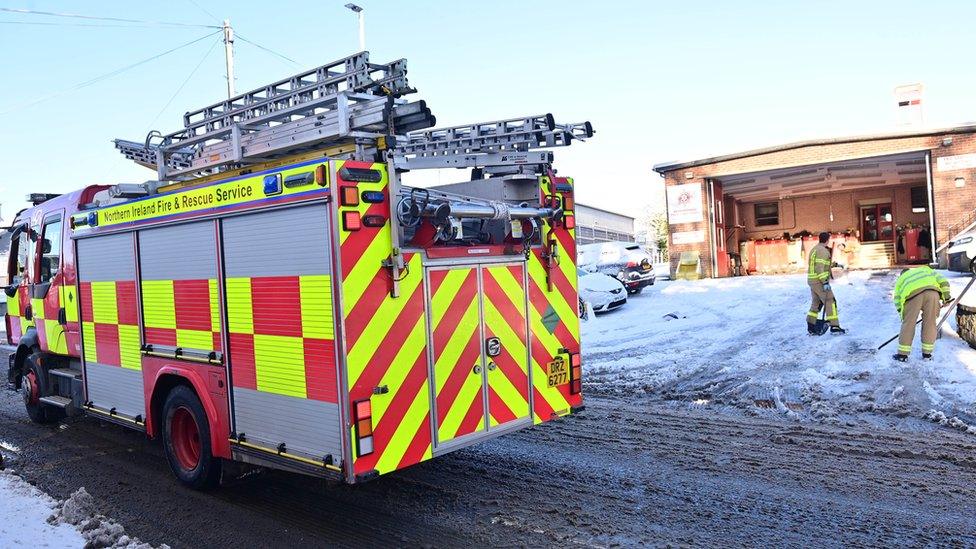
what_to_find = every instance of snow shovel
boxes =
[811,307,830,336]
[877,274,976,351]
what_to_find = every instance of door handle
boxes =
[473,364,482,375]
[58,307,67,325]
[24,305,32,321]
[487,362,497,371]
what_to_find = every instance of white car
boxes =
[947,231,976,273]
[578,241,656,294]
[578,268,627,313]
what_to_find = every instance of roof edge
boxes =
[652,122,976,174]
[575,202,636,220]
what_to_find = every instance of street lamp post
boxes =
[344,3,365,52]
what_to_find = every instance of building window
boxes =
[754,202,779,226]
[910,186,928,213]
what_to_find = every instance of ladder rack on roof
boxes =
[393,114,593,172]
[114,51,435,181]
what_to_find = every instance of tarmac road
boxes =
[3,355,976,547]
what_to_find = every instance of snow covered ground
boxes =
[582,269,976,432]
[0,467,159,548]
[0,471,85,547]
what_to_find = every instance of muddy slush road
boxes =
[3,353,976,547]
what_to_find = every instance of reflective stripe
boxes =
[894,267,947,313]
[921,343,935,352]
[898,345,912,353]
[808,245,831,280]
[825,302,838,321]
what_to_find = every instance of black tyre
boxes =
[161,385,221,490]
[23,353,63,424]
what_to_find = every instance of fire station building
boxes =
[653,124,976,278]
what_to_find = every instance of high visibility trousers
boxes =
[898,289,942,355]
[807,280,840,327]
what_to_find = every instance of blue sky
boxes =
[1,0,974,221]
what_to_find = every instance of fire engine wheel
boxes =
[161,385,221,490]
[23,353,61,424]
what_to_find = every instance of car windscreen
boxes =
[578,246,599,265]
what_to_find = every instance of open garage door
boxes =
[713,151,935,274]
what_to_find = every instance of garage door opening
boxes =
[706,151,936,276]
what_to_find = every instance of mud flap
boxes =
[6,353,19,390]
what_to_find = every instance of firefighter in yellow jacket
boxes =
[892,266,951,361]
[807,232,846,335]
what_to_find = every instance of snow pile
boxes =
[924,409,976,434]
[47,486,165,549]
[582,270,976,430]
[0,469,164,549]
[0,470,85,547]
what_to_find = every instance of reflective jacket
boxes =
[894,266,951,316]
[807,243,831,283]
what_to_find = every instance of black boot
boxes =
[830,326,847,335]
[892,354,908,362]
[922,353,933,361]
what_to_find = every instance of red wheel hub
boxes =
[23,371,39,406]
[170,406,202,471]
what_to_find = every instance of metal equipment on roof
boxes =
[115,51,433,181]
[114,52,592,184]
[394,114,593,174]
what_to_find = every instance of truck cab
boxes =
[6,188,105,419]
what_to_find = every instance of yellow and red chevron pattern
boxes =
[338,161,433,477]
[481,264,531,427]
[528,176,582,420]
[429,268,484,443]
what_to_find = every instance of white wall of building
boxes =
[575,203,635,244]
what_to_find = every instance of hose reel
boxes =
[395,187,562,245]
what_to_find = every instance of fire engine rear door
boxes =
[427,266,486,445]
[427,262,531,449]
[480,264,531,430]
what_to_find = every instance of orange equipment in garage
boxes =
[901,227,930,263]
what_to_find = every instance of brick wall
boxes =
[736,184,929,239]
[661,131,976,278]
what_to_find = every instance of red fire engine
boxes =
[5,52,589,488]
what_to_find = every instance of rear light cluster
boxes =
[338,179,386,233]
[353,399,374,456]
[568,351,582,394]
[342,211,362,231]
[340,186,360,206]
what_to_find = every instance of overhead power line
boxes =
[145,36,223,131]
[0,7,219,28]
[0,31,222,116]
[185,0,221,24]
[0,20,192,28]
[236,33,302,67]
